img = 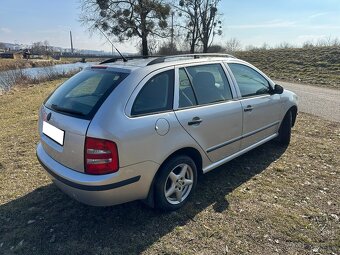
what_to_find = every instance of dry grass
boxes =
[0,57,109,72]
[60,57,107,63]
[0,68,78,93]
[0,59,77,72]
[0,79,339,254]
[235,46,340,90]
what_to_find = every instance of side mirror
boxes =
[273,84,284,94]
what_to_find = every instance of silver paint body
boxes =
[36,57,298,206]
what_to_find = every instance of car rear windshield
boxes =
[44,69,128,119]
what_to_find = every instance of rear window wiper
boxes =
[50,104,85,116]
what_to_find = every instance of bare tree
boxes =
[176,0,200,53]
[31,41,51,56]
[302,41,315,48]
[206,44,224,53]
[316,36,340,47]
[80,0,171,56]
[244,44,257,51]
[198,0,221,53]
[157,42,179,55]
[137,36,160,55]
[224,38,241,53]
[0,42,5,50]
[260,42,270,50]
[276,41,293,49]
[175,0,222,53]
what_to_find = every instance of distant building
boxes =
[0,50,23,59]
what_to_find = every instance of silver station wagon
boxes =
[36,54,298,211]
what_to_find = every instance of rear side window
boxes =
[184,64,232,105]
[45,69,128,119]
[228,63,271,97]
[131,70,174,116]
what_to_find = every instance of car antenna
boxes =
[97,26,128,62]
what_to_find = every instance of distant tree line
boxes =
[243,36,340,52]
[0,41,54,56]
[30,41,53,56]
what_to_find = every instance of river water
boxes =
[0,62,97,92]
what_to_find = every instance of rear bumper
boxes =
[36,143,159,206]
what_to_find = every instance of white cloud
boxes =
[308,12,328,19]
[309,25,340,29]
[0,27,11,33]
[227,20,297,29]
[297,34,327,41]
[227,21,340,30]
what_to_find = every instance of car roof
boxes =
[97,54,247,73]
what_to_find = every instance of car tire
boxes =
[277,110,292,146]
[154,155,197,211]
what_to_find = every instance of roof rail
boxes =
[100,55,162,64]
[146,53,236,66]
[100,53,236,65]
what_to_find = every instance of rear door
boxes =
[39,68,128,172]
[227,63,282,149]
[174,63,243,162]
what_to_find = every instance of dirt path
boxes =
[276,81,340,122]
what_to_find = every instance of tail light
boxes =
[85,137,119,175]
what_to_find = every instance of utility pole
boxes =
[70,31,74,54]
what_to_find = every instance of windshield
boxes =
[45,69,128,119]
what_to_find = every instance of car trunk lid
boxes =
[38,68,129,173]
[39,105,90,172]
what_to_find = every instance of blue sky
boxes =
[221,0,340,48]
[0,0,339,52]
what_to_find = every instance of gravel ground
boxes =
[276,80,340,122]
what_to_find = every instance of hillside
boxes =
[235,46,340,89]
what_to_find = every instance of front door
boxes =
[174,63,243,162]
[227,63,283,149]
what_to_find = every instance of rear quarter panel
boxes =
[86,68,210,170]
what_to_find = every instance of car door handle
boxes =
[244,105,253,112]
[188,117,202,126]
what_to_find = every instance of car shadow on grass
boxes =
[0,142,287,255]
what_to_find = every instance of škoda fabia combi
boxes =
[36,54,298,211]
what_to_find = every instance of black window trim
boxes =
[129,109,175,118]
[178,67,199,107]
[175,97,240,112]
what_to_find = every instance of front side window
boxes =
[179,64,232,106]
[131,70,174,116]
[228,63,271,97]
